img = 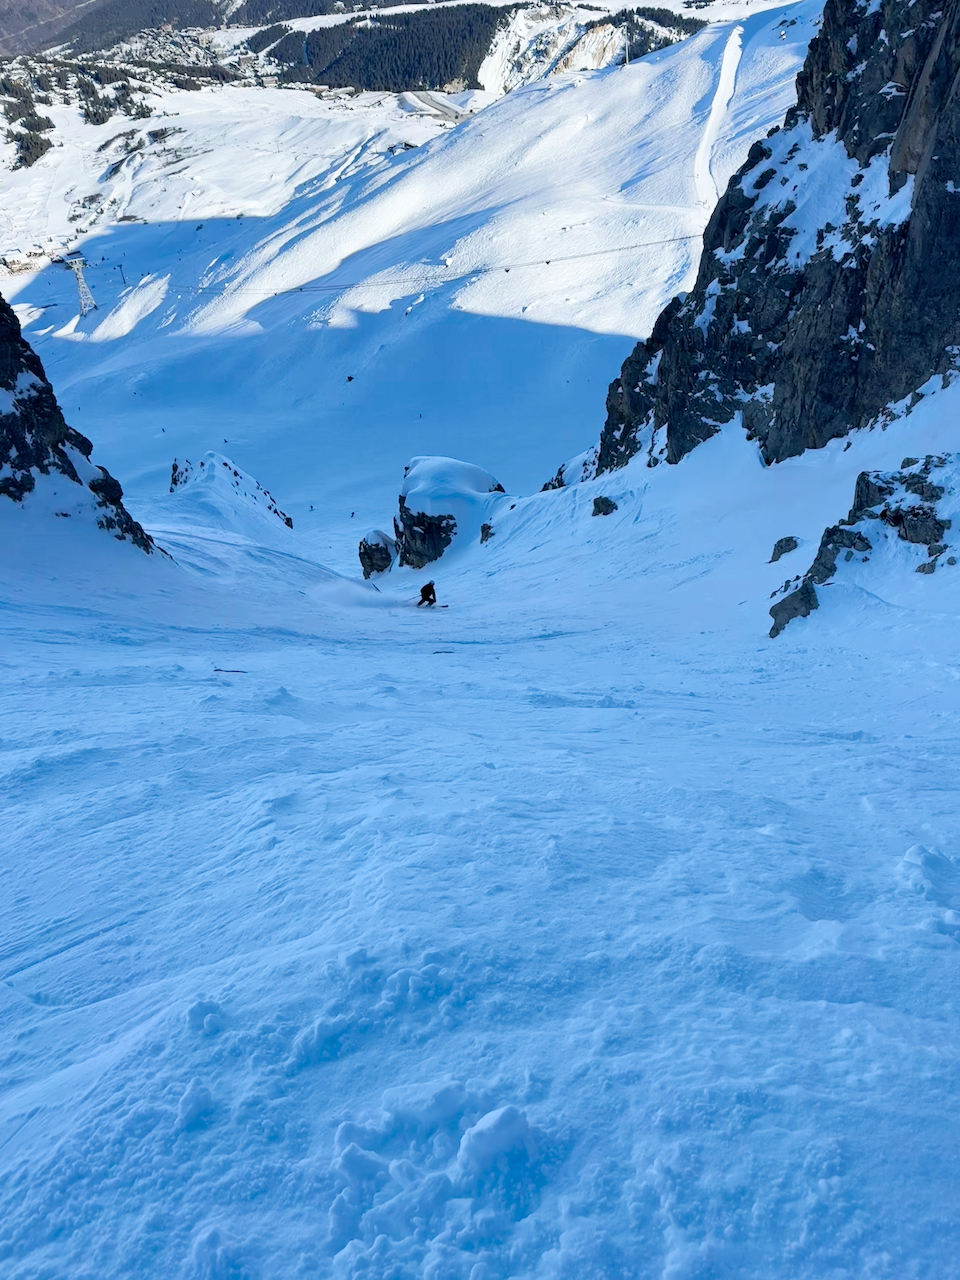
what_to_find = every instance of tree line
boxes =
[267,5,507,92]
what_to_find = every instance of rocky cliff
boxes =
[0,292,154,551]
[594,0,960,474]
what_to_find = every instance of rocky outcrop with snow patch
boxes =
[363,457,506,573]
[478,5,699,95]
[358,529,397,578]
[594,0,960,474]
[769,453,956,636]
[0,292,154,552]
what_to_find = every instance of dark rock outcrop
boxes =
[0,292,154,552]
[769,536,798,562]
[592,496,618,516]
[596,0,960,474]
[368,457,507,571]
[394,497,457,568]
[769,579,818,639]
[769,454,954,635]
[358,530,396,578]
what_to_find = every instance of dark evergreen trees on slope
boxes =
[2,75,54,166]
[268,5,507,91]
[247,22,292,54]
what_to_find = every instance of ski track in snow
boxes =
[693,24,744,210]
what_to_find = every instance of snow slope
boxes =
[3,371,960,1278]
[1,1,817,573]
[8,7,958,1276]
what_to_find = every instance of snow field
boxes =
[4,1,960,1272]
[4,379,960,1276]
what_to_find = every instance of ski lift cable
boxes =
[159,232,703,299]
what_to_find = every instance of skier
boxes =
[417,581,437,607]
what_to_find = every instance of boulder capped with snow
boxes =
[358,529,397,579]
[0,292,154,552]
[392,456,506,569]
[166,453,293,539]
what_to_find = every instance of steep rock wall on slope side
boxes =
[594,0,960,473]
[0,292,155,551]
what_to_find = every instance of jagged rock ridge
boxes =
[594,0,960,474]
[0,292,154,551]
[170,455,293,528]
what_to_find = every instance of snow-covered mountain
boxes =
[3,2,960,1277]
[1,0,816,566]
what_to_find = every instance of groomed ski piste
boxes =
[3,2,960,1276]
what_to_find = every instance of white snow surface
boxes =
[4,376,960,1278]
[5,5,960,1275]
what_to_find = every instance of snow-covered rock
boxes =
[167,452,293,538]
[358,528,397,578]
[393,455,506,569]
[770,451,959,636]
[478,4,698,95]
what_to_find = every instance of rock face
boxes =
[0,292,154,552]
[769,536,798,563]
[769,454,954,636]
[595,0,960,473]
[394,497,458,569]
